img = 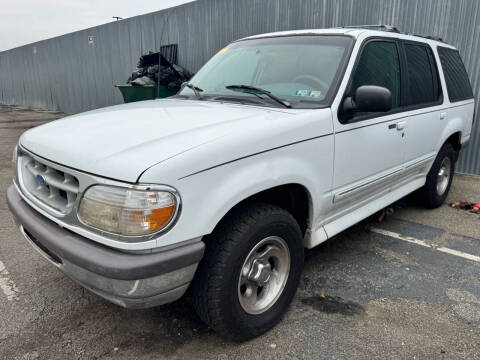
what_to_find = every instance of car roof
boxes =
[239,28,456,50]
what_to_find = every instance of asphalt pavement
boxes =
[1,105,479,359]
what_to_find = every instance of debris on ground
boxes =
[377,206,395,222]
[375,199,412,223]
[450,201,480,213]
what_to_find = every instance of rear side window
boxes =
[437,47,474,102]
[350,41,401,109]
[404,44,442,106]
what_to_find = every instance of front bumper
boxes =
[6,185,204,308]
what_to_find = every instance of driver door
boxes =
[327,39,407,235]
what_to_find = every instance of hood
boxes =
[20,99,297,182]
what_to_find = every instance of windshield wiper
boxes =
[184,83,204,98]
[225,85,291,108]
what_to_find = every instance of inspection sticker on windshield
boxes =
[217,47,229,55]
[294,90,310,97]
[294,90,322,98]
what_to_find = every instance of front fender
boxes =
[140,136,334,249]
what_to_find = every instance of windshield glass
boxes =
[178,35,353,108]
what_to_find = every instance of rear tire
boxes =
[191,203,304,341]
[419,142,455,209]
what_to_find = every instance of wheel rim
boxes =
[237,236,290,315]
[436,157,451,196]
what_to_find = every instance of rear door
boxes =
[331,39,407,219]
[401,41,445,176]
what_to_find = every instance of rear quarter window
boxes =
[437,47,474,102]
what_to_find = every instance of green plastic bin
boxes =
[115,85,178,103]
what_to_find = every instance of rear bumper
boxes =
[6,185,204,308]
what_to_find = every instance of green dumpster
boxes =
[115,85,178,103]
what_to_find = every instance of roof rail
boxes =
[343,24,400,33]
[415,34,444,42]
[343,25,444,42]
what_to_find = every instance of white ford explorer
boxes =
[8,27,475,340]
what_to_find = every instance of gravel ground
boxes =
[0,105,479,360]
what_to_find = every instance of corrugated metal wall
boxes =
[0,0,479,174]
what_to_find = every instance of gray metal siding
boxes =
[0,0,479,174]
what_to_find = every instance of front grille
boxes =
[20,153,80,214]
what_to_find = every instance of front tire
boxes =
[191,203,304,341]
[420,142,455,209]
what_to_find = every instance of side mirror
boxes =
[342,85,392,116]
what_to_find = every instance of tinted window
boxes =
[404,44,441,106]
[437,47,473,102]
[350,41,401,109]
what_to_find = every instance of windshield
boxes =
[178,35,353,108]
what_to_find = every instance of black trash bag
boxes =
[127,69,142,83]
[172,64,193,81]
[126,49,193,89]
[147,65,159,82]
[168,79,183,90]
[158,68,177,85]
[131,76,156,87]
[137,51,160,68]
[147,65,159,76]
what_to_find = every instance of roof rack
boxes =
[343,24,400,33]
[342,24,443,42]
[414,34,444,42]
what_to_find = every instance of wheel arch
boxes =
[206,183,314,244]
[437,115,464,159]
[445,131,462,160]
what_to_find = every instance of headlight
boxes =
[78,185,178,236]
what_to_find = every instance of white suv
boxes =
[8,26,475,340]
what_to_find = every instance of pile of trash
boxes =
[450,201,480,213]
[127,51,192,89]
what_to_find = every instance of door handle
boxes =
[440,112,447,120]
[396,121,406,130]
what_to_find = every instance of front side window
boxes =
[178,35,353,108]
[349,41,401,110]
[404,43,441,106]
